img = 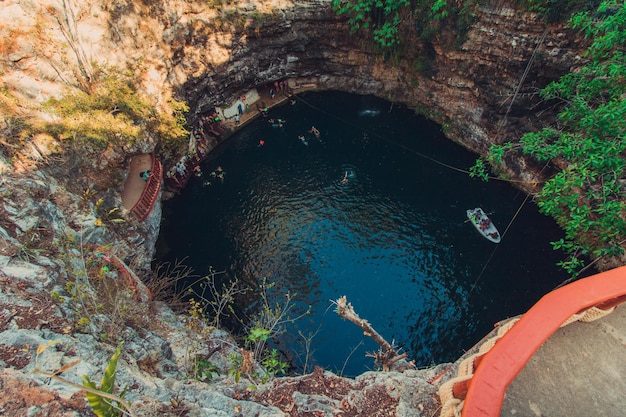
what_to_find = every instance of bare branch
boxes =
[333,296,414,372]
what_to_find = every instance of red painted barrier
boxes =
[461,266,626,417]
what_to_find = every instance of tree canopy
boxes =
[331,0,597,49]
[476,1,626,275]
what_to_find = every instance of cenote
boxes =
[156,91,570,377]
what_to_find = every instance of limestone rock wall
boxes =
[150,0,580,187]
[2,0,582,158]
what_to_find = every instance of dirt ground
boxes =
[121,154,152,211]
[235,366,410,417]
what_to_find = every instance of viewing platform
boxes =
[438,266,626,417]
[121,153,162,222]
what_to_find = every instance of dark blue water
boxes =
[157,91,569,376]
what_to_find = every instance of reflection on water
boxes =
[157,91,569,376]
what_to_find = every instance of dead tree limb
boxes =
[333,296,414,372]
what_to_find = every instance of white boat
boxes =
[467,208,501,243]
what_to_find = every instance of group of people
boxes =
[470,209,492,231]
[269,80,289,99]
[166,110,227,190]
[198,111,225,137]
[294,126,321,146]
[169,81,304,190]
[471,208,500,239]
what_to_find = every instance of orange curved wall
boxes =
[462,266,626,417]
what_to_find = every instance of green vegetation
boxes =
[184,273,306,382]
[83,342,129,417]
[333,0,601,49]
[473,1,626,275]
[43,66,188,154]
[332,0,410,48]
[0,65,188,170]
[194,356,219,382]
[34,341,135,417]
[55,239,152,341]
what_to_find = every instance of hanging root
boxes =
[333,296,414,372]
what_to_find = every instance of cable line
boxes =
[291,26,550,297]
[294,92,539,186]
[462,27,549,297]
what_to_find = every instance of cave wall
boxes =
[2,0,583,178]
[156,0,582,184]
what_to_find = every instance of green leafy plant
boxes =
[194,356,219,381]
[244,280,310,363]
[227,352,243,383]
[261,349,288,378]
[83,342,129,417]
[34,341,135,417]
[332,0,409,48]
[246,327,271,346]
[93,198,126,227]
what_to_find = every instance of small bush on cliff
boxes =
[56,240,151,341]
[186,273,308,380]
[332,0,410,48]
[34,341,135,417]
[82,342,129,417]
[41,65,188,154]
[473,1,626,275]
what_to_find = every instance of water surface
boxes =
[157,91,569,376]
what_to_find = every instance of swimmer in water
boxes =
[341,171,348,184]
[311,126,320,137]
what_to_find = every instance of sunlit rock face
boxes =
[3,1,580,176]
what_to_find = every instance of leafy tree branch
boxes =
[476,1,626,275]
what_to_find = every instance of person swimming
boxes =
[341,171,348,184]
[311,126,320,136]
[269,118,284,128]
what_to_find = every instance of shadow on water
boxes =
[156,91,569,377]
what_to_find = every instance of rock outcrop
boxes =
[0,0,587,415]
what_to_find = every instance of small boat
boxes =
[467,208,501,243]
